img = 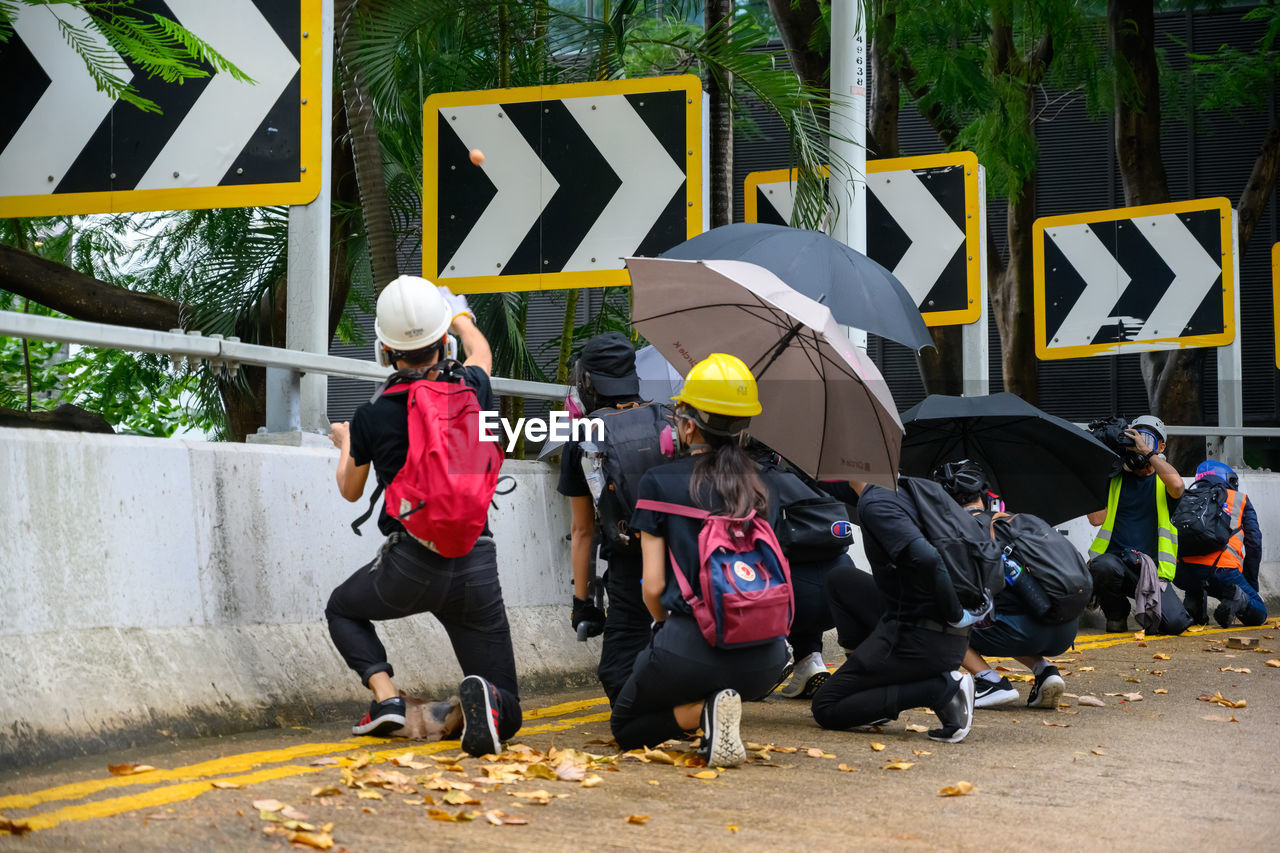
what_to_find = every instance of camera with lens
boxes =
[1088,416,1135,454]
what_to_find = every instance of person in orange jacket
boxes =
[1174,460,1266,628]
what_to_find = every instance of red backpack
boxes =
[633,499,793,648]
[353,364,504,558]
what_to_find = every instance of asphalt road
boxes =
[3,622,1279,852]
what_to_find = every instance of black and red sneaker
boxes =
[459,675,502,757]
[352,696,406,737]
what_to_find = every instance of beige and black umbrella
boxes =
[626,256,903,486]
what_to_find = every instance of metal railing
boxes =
[0,310,571,418]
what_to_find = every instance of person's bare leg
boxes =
[1013,655,1044,672]
[368,672,397,702]
[962,647,989,675]
[673,700,703,731]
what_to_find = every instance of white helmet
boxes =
[1130,414,1167,444]
[375,275,450,355]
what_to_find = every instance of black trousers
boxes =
[1088,550,1141,621]
[610,615,788,750]
[597,549,652,704]
[812,563,967,730]
[325,535,523,741]
[787,554,847,658]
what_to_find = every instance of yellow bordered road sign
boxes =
[424,75,703,294]
[0,0,322,217]
[743,151,982,327]
[1273,243,1280,369]
[1034,198,1234,360]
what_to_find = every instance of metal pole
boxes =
[275,0,334,434]
[961,165,990,396]
[1216,208,1244,466]
[828,0,868,348]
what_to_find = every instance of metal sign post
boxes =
[828,0,868,349]
[961,166,990,397]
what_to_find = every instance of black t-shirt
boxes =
[630,455,787,616]
[1108,471,1179,558]
[855,483,941,622]
[349,365,495,537]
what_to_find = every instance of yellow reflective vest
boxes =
[1089,475,1179,580]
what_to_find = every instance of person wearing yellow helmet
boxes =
[609,354,790,767]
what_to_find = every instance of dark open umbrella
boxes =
[659,222,933,352]
[899,393,1119,525]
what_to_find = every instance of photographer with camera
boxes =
[1085,415,1185,634]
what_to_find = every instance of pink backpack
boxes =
[354,365,504,558]
[634,499,793,648]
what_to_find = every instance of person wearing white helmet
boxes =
[1086,414,1186,633]
[326,275,523,757]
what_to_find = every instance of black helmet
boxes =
[931,459,987,502]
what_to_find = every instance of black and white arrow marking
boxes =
[436,92,686,279]
[866,169,965,305]
[1043,210,1223,350]
[0,0,300,196]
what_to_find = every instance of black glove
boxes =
[571,596,606,637]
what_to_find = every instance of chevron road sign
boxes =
[424,75,702,293]
[0,0,321,217]
[1034,198,1235,360]
[743,151,982,326]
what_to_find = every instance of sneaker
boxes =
[459,675,502,757]
[1105,618,1129,634]
[352,696,407,737]
[779,653,829,699]
[973,675,1020,709]
[699,689,746,767]
[1027,666,1065,709]
[928,672,975,743]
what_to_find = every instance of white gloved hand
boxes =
[436,285,474,325]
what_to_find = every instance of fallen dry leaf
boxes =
[727,825,740,833]
[310,757,338,766]
[904,724,929,733]
[1219,666,1252,674]
[1154,689,1168,694]
[310,786,342,798]
[1153,653,1170,660]
[281,806,309,821]
[881,762,915,771]
[253,799,287,812]
[510,790,566,805]
[357,791,383,801]
[443,790,481,806]
[1043,721,1071,727]
[769,746,799,754]
[1151,670,1166,676]
[1078,695,1105,707]
[690,770,718,780]
[210,781,241,790]
[1187,625,1209,633]
[0,817,33,835]
[938,781,974,797]
[1267,659,1280,668]
[351,751,372,770]
[108,764,156,777]
[287,830,334,850]
[1198,691,1247,709]
[837,763,857,772]
[643,749,676,765]
[1079,666,1095,672]
[627,814,650,825]
[1201,714,1239,722]
[1091,748,1106,756]
[581,774,603,788]
[870,742,886,752]
[1133,630,1146,640]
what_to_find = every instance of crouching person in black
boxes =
[811,480,977,743]
[326,276,522,757]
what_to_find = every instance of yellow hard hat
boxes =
[673,352,762,418]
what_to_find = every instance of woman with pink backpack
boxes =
[612,353,792,767]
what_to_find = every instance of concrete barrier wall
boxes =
[4,426,1279,766]
[0,428,596,766]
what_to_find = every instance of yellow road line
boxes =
[4,711,613,833]
[0,699,609,813]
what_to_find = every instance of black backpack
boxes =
[897,477,1003,613]
[1171,478,1235,556]
[979,511,1093,625]
[579,402,672,549]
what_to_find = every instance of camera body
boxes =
[1088,416,1135,453]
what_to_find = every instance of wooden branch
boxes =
[0,244,184,331]
[1238,118,1280,257]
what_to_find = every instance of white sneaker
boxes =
[928,671,975,744]
[779,652,830,698]
[700,689,745,768]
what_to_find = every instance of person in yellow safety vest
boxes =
[1086,415,1184,633]
[1175,460,1267,628]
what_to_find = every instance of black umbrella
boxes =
[659,222,933,352]
[899,393,1119,525]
